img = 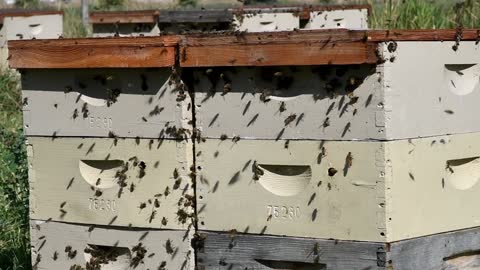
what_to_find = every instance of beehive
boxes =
[30,220,194,270]
[90,10,160,37]
[196,228,480,270]
[90,5,370,37]
[0,10,63,68]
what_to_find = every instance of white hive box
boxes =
[196,132,480,242]
[233,5,370,32]
[0,10,63,68]
[10,37,190,139]
[90,10,160,37]
[186,31,480,140]
[27,137,193,230]
[21,68,190,139]
[30,220,194,270]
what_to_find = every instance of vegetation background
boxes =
[0,0,478,269]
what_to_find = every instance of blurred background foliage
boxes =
[0,0,479,269]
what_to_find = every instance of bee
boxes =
[33,254,41,267]
[149,105,164,117]
[232,136,240,143]
[59,209,67,218]
[164,186,170,197]
[173,178,182,190]
[72,109,78,119]
[279,102,286,112]
[22,97,28,106]
[138,161,146,178]
[173,168,179,179]
[267,214,272,221]
[295,113,304,126]
[252,161,264,181]
[165,239,174,254]
[409,172,415,181]
[444,110,454,114]
[154,199,160,208]
[346,152,353,168]
[220,134,228,141]
[328,168,337,177]
[135,137,140,145]
[353,108,358,115]
[64,86,73,93]
[162,217,168,226]
[284,114,297,126]
[130,183,135,192]
[139,202,147,210]
[81,103,89,118]
[348,96,359,105]
[94,190,102,197]
[387,41,398,53]
[52,251,58,261]
[60,201,66,208]
[148,253,155,258]
[442,178,445,188]
[222,83,232,95]
[95,178,101,186]
[88,225,95,232]
[322,117,330,129]
[141,117,147,122]
[284,140,290,149]
[327,183,332,190]
[446,163,454,173]
[313,242,320,255]
[149,210,157,223]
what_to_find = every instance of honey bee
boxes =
[252,161,264,180]
[139,202,147,210]
[72,109,78,119]
[95,178,101,186]
[279,102,286,112]
[130,183,135,193]
[173,168,179,179]
[94,190,102,197]
[222,83,232,96]
[444,110,454,114]
[52,251,58,261]
[328,168,337,177]
[232,136,240,143]
[409,172,415,181]
[164,186,170,197]
[284,114,297,126]
[149,210,157,223]
[162,217,168,226]
[220,134,228,141]
[284,140,290,149]
[60,201,66,208]
[346,152,353,168]
[154,199,160,208]
[81,103,89,118]
[165,239,174,254]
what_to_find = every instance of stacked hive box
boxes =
[180,30,480,269]
[10,37,195,269]
[0,9,63,68]
[90,4,369,37]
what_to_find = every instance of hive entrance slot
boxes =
[255,259,326,269]
[84,244,131,270]
[446,157,480,190]
[79,160,124,189]
[257,164,311,196]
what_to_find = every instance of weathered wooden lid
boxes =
[0,9,63,23]
[90,10,159,24]
[8,36,178,68]
[8,29,480,68]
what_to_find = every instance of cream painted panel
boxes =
[382,41,480,139]
[30,220,193,270]
[233,13,299,32]
[196,138,385,242]
[2,14,63,40]
[304,9,368,30]
[92,23,160,37]
[387,132,480,242]
[22,69,192,139]
[194,65,382,140]
[28,137,193,229]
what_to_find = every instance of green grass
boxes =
[0,71,30,270]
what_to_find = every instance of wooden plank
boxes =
[90,10,159,24]
[158,10,233,23]
[30,220,194,270]
[181,41,376,66]
[390,227,480,270]
[368,29,480,41]
[181,30,376,66]
[196,231,383,270]
[8,36,178,68]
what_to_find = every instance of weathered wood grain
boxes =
[30,220,194,270]
[368,29,480,41]
[90,10,159,24]
[8,37,178,68]
[196,231,383,270]
[390,227,480,270]
[158,10,233,23]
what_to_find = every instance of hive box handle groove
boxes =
[84,244,132,270]
[79,160,124,189]
[446,157,480,190]
[257,164,311,196]
[444,64,479,96]
[255,259,326,269]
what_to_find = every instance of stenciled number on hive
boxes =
[89,198,117,212]
[267,205,300,220]
[88,116,113,129]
